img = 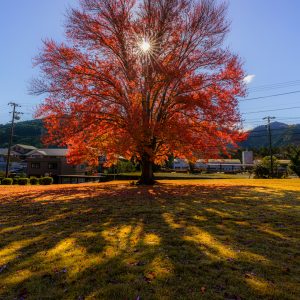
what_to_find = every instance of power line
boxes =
[248,80,300,93]
[243,106,300,115]
[244,120,299,129]
[244,116,300,122]
[240,90,300,102]
[245,125,300,131]
[247,132,300,138]
[249,80,300,89]
[246,127,286,133]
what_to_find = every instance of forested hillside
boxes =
[240,122,300,148]
[0,119,44,148]
[1,119,300,149]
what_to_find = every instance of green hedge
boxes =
[30,177,39,185]
[1,177,54,185]
[18,178,30,185]
[39,177,53,185]
[2,178,13,185]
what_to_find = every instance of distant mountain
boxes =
[1,119,300,150]
[0,119,44,148]
[241,121,300,148]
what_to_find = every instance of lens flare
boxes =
[140,39,151,52]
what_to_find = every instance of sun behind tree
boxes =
[32,0,247,185]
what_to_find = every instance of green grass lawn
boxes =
[0,179,299,299]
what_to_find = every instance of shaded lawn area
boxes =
[0,180,299,300]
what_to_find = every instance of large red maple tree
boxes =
[33,0,247,184]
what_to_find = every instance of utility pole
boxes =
[263,116,276,178]
[5,102,22,178]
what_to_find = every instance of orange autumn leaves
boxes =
[33,0,247,167]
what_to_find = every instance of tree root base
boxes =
[135,178,156,186]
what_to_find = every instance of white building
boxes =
[173,158,243,172]
[242,151,254,165]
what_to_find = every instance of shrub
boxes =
[116,160,136,173]
[30,177,39,185]
[13,177,19,185]
[18,178,30,185]
[40,177,53,185]
[253,164,269,179]
[2,178,13,185]
[254,156,281,178]
[287,146,300,177]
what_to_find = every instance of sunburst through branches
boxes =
[134,33,159,63]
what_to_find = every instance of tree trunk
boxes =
[138,153,155,185]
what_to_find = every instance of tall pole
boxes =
[5,102,21,178]
[263,116,275,178]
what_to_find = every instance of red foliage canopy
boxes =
[34,0,247,177]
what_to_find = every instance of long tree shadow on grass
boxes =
[0,183,299,299]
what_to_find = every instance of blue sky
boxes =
[0,0,300,128]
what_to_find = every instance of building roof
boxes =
[205,159,241,164]
[13,144,37,150]
[0,149,19,156]
[255,159,290,164]
[1,145,68,157]
[278,160,290,164]
[27,148,68,157]
[174,158,241,164]
[0,149,8,155]
[40,149,68,156]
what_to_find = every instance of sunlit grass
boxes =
[0,179,299,299]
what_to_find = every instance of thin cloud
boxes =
[243,74,255,84]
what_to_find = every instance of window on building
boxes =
[48,163,58,170]
[31,163,40,169]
